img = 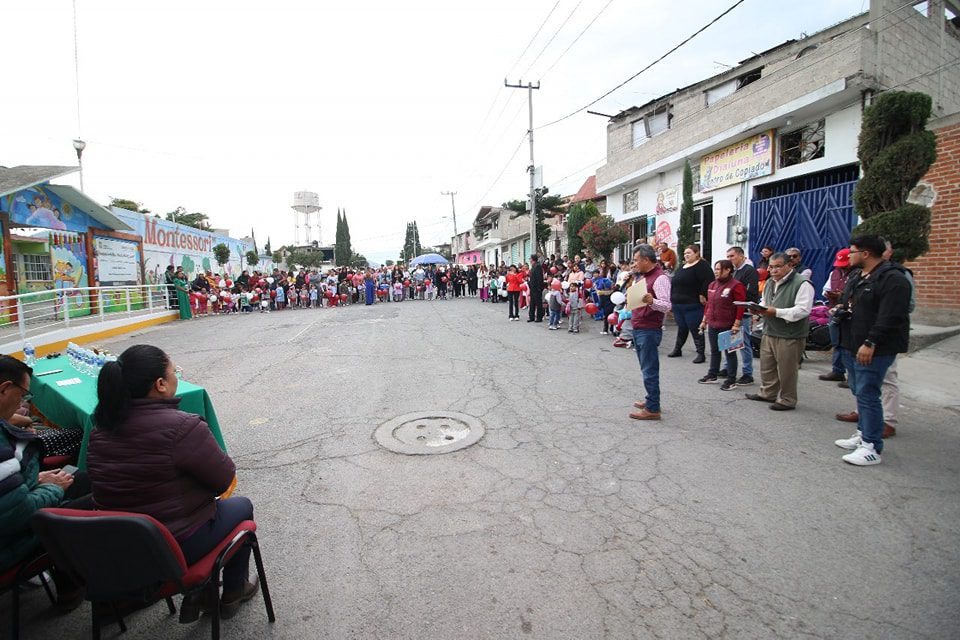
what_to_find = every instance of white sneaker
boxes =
[834,432,862,450]
[842,441,881,466]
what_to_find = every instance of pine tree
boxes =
[264,237,271,255]
[342,209,353,262]
[676,160,696,252]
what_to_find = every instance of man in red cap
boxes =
[818,248,852,383]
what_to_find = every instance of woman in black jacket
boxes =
[667,245,714,363]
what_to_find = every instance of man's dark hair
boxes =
[849,234,887,258]
[633,243,657,262]
[769,251,790,265]
[728,246,745,256]
[0,354,32,385]
[530,254,539,263]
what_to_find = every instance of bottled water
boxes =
[23,342,35,366]
[96,352,106,373]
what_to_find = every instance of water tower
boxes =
[291,191,322,245]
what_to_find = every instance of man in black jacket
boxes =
[833,234,911,467]
[527,254,545,322]
[727,246,759,385]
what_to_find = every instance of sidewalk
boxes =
[899,331,960,411]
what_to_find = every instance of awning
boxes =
[44,184,133,231]
[0,166,78,198]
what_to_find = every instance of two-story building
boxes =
[596,0,960,292]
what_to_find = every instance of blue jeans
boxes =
[178,497,253,591]
[671,302,704,350]
[829,321,845,374]
[740,316,754,376]
[549,309,561,327]
[632,328,663,413]
[840,347,895,453]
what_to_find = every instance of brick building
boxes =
[905,111,960,325]
[596,0,960,294]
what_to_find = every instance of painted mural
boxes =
[0,185,106,233]
[111,208,253,284]
[50,231,90,318]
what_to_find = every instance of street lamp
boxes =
[72,138,87,192]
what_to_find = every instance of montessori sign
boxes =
[698,130,775,192]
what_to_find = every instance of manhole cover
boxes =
[374,411,485,455]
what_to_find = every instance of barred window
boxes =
[22,254,52,281]
[624,189,639,214]
[780,120,825,168]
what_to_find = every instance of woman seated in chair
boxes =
[87,345,258,621]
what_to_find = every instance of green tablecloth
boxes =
[29,355,227,470]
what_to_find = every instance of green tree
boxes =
[108,197,150,213]
[676,160,696,252]
[212,243,230,269]
[165,207,211,231]
[246,250,260,267]
[502,187,567,255]
[851,91,937,262]
[385,259,394,267]
[350,252,368,268]
[579,215,629,261]
[399,221,422,262]
[343,210,353,262]
[566,201,601,258]
[264,237,272,255]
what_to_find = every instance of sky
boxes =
[1,0,868,265]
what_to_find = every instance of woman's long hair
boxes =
[93,344,170,431]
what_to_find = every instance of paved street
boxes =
[13,298,960,639]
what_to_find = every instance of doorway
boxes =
[693,201,713,263]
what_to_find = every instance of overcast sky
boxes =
[1,0,867,265]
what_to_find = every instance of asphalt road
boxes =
[9,297,960,639]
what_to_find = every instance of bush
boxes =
[851,203,930,263]
[853,130,936,216]
[579,216,629,261]
[858,92,932,170]
[566,201,600,257]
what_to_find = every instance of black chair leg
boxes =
[165,596,176,615]
[209,582,221,640]
[38,571,56,604]
[251,540,276,622]
[12,584,21,640]
[91,601,101,640]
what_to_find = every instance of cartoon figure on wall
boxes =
[50,232,88,317]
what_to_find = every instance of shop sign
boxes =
[698,130,774,192]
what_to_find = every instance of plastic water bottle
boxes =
[96,352,106,373]
[23,342,35,366]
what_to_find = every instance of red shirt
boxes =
[703,277,746,329]
[506,272,523,292]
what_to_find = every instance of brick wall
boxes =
[905,114,960,325]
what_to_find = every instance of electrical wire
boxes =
[506,0,564,80]
[521,0,586,78]
[540,0,617,79]
[462,134,530,215]
[537,0,749,130]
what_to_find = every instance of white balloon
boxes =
[266,277,275,284]
[208,294,218,301]
[218,279,226,288]
[610,291,626,305]
[561,281,571,290]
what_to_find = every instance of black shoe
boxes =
[527,319,534,322]
[718,369,728,378]
[838,381,850,389]
[698,375,718,384]
[770,402,795,411]
[819,371,846,382]
[667,350,682,358]
[736,375,754,386]
[744,393,774,403]
[692,354,706,364]
[720,380,738,391]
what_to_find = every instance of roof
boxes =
[0,165,78,198]
[43,184,134,231]
[570,175,600,203]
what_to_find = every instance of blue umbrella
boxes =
[409,253,449,266]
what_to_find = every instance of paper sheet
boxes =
[626,278,648,309]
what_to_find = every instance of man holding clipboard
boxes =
[628,244,672,421]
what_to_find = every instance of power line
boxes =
[540,0,617,79]
[462,134,529,215]
[537,0,749,130]
[506,0,563,79]
[521,0,585,78]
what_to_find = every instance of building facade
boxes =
[596,0,960,293]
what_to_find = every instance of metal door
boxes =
[749,180,857,295]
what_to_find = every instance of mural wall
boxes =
[0,185,107,233]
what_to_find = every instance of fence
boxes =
[0,284,176,347]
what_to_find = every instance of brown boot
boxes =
[835,411,859,423]
[220,577,259,620]
[629,409,661,420]
[882,423,896,438]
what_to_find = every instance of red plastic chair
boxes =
[0,552,55,640]
[31,508,275,640]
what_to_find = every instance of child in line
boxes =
[393,281,403,302]
[259,291,271,313]
[275,284,286,310]
[425,279,435,300]
[568,282,583,334]
[309,285,318,308]
[547,285,563,330]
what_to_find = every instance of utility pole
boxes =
[441,191,458,237]
[505,79,540,260]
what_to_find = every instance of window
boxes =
[22,254,52,281]
[624,189,639,214]
[913,1,930,17]
[631,104,672,147]
[705,69,762,106]
[779,120,825,168]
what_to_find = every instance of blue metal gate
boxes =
[749,180,857,295]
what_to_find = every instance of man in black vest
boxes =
[527,254,545,322]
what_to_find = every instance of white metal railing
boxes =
[0,284,176,345]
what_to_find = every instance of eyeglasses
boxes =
[9,382,32,403]
[787,254,800,259]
